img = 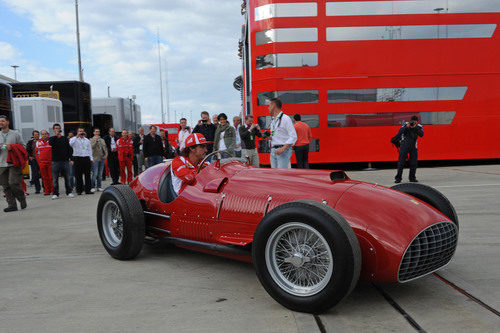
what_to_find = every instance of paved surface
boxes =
[0,164,499,332]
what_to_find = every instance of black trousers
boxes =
[107,152,120,184]
[295,144,309,169]
[29,159,41,192]
[74,156,92,194]
[395,145,418,181]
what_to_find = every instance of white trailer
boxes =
[92,97,141,132]
[13,97,64,142]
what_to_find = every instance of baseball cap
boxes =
[184,133,212,148]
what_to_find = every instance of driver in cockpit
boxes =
[171,133,211,195]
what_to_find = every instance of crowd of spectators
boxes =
[1,103,315,212]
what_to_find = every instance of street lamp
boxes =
[11,65,19,81]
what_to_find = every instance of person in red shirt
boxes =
[36,130,53,195]
[116,130,134,184]
[293,114,313,169]
[171,133,211,196]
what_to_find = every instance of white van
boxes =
[13,97,64,142]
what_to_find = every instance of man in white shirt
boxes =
[177,118,191,151]
[69,127,93,195]
[266,98,297,168]
[233,116,242,158]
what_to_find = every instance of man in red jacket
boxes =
[36,130,53,195]
[116,129,133,184]
[171,133,211,196]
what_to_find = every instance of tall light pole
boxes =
[164,57,170,123]
[75,0,83,81]
[11,65,19,81]
[157,28,165,123]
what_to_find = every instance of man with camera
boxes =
[239,115,262,167]
[394,115,424,183]
[193,111,216,153]
[69,127,93,195]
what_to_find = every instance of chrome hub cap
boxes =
[265,222,333,297]
[102,201,124,247]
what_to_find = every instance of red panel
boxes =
[247,0,500,163]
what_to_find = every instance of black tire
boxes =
[391,183,459,229]
[97,185,145,260]
[252,200,361,313]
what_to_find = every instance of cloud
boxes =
[0,42,21,61]
[1,0,244,126]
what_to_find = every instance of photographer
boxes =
[239,115,262,167]
[193,111,216,153]
[69,127,93,195]
[394,116,424,183]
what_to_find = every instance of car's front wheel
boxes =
[252,200,361,313]
[97,185,145,260]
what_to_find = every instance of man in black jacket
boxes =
[49,124,74,199]
[193,111,216,153]
[26,130,41,193]
[103,128,120,184]
[143,125,164,168]
[394,116,424,183]
[239,115,262,167]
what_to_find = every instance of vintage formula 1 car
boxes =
[97,151,459,313]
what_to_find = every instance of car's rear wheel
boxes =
[391,183,459,229]
[252,200,361,313]
[97,185,145,260]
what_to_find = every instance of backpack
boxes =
[390,133,402,149]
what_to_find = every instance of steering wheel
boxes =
[196,150,233,174]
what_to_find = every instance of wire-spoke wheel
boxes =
[102,201,124,247]
[253,200,361,313]
[265,222,333,297]
[97,185,145,260]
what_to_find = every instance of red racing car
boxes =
[97,151,459,313]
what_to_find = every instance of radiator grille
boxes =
[398,222,458,282]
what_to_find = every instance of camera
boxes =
[201,119,208,124]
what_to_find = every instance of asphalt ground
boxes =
[0,164,499,333]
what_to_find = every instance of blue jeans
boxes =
[147,155,163,168]
[91,160,105,189]
[52,161,72,196]
[270,147,292,169]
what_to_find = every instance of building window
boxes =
[299,114,319,128]
[255,2,318,21]
[22,128,34,142]
[256,28,318,45]
[257,90,319,106]
[20,106,34,123]
[327,87,467,103]
[326,24,496,41]
[326,1,500,17]
[256,53,318,69]
[55,106,61,122]
[47,105,56,122]
[327,111,456,127]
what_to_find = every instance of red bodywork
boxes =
[130,159,452,283]
[243,0,500,164]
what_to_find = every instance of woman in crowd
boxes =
[213,113,236,157]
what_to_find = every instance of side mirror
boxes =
[203,177,228,193]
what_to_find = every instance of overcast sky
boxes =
[0,0,244,127]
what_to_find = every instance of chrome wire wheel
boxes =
[102,201,124,248]
[265,222,334,297]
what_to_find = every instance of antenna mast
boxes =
[157,28,165,123]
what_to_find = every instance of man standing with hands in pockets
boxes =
[265,98,297,168]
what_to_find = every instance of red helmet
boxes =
[184,133,212,148]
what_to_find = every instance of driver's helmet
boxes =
[184,133,212,148]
